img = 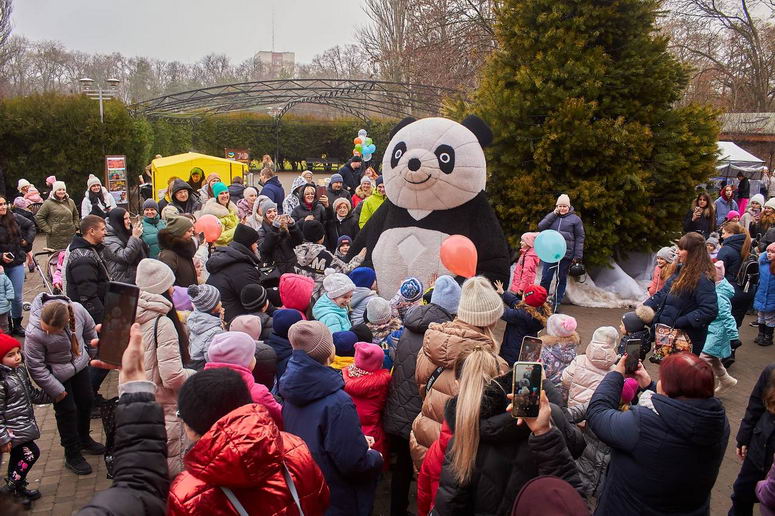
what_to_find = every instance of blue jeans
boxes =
[540,257,572,311]
[5,264,24,318]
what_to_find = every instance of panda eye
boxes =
[390,142,407,169]
[434,144,455,174]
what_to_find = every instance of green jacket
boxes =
[35,195,79,250]
[359,190,385,228]
[141,216,166,259]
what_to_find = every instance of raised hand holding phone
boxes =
[511,361,543,418]
[92,282,140,367]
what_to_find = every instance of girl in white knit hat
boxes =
[540,313,580,400]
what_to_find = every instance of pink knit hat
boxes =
[546,314,577,338]
[521,232,539,248]
[620,378,639,404]
[354,342,384,372]
[230,315,262,341]
[726,210,740,221]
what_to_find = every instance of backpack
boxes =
[738,253,759,293]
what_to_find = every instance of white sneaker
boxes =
[715,374,738,394]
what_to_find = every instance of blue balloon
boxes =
[362,153,373,161]
[534,230,567,264]
[367,144,376,154]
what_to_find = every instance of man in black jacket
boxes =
[65,216,109,324]
[206,224,262,322]
[337,156,362,195]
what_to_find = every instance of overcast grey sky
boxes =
[11,0,364,63]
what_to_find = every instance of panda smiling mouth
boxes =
[404,174,432,185]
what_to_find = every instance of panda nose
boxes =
[407,158,422,172]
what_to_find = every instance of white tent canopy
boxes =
[716,141,767,179]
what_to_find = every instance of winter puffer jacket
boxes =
[434,371,584,516]
[756,254,775,313]
[141,215,166,259]
[80,187,117,219]
[187,310,224,363]
[136,290,195,477]
[716,232,747,283]
[326,184,352,206]
[417,420,452,516]
[537,207,585,260]
[384,304,453,440]
[349,287,377,326]
[280,350,383,516]
[561,326,619,408]
[267,332,293,389]
[0,274,13,317]
[540,333,580,397]
[510,246,539,293]
[737,365,775,472]
[588,372,729,516]
[158,179,202,215]
[282,176,310,216]
[410,319,502,468]
[35,195,79,250]
[77,391,169,516]
[358,190,385,228]
[23,294,96,398]
[294,242,363,299]
[102,224,147,284]
[65,235,110,324]
[201,199,239,246]
[644,269,719,355]
[291,200,328,232]
[683,207,715,239]
[313,294,352,333]
[704,278,738,359]
[206,241,262,322]
[168,404,329,515]
[157,229,198,288]
[0,213,34,269]
[202,362,282,426]
[499,292,545,367]
[715,196,739,225]
[279,273,314,316]
[260,176,286,211]
[343,366,392,459]
[258,219,303,273]
[0,364,51,446]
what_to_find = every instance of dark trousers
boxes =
[540,257,572,311]
[89,365,110,397]
[53,368,94,457]
[731,290,754,328]
[389,433,414,516]
[7,441,40,483]
[729,455,764,515]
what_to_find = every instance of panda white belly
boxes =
[372,226,452,298]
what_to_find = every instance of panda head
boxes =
[382,115,493,218]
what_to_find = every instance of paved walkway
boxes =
[6,240,765,514]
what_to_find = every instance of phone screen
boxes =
[97,282,140,366]
[316,185,327,198]
[625,340,641,374]
[512,362,542,418]
[519,336,543,363]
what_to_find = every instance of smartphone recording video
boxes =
[97,281,140,366]
[625,340,641,374]
[519,336,543,363]
[511,362,542,418]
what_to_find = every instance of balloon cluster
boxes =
[353,128,377,162]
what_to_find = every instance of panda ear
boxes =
[461,115,493,148]
[389,117,417,140]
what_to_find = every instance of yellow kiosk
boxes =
[150,152,249,201]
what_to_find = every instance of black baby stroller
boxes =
[24,249,65,310]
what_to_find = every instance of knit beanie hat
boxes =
[171,286,193,311]
[161,205,180,221]
[211,182,228,198]
[350,323,373,343]
[240,284,268,312]
[206,173,221,184]
[188,284,221,313]
[354,342,384,372]
[349,267,376,289]
[324,270,355,299]
[87,174,102,188]
[52,181,66,193]
[375,175,384,186]
[16,179,30,192]
[207,331,256,367]
[177,368,252,436]
[333,331,358,356]
[136,259,175,295]
[366,297,392,325]
[621,378,639,404]
[523,285,548,308]
[768,242,775,253]
[360,175,374,186]
[511,476,590,516]
[622,312,644,333]
[726,210,740,220]
[706,232,720,251]
[351,155,363,163]
[521,232,539,248]
[556,194,570,207]
[330,173,344,184]
[399,277,423,303]
[302,220,325,242]
[766,198,775,210]
[656,246,676,263]
[546,313,578,337]
[431,275,462,314]
[333,197,351,211]
[272,309,304,339]
[233,224,259,248]
[751,193,765,207]
[288,320,334,364]
[457,276,504,328]
[259,198,277,215]
[229,315,262,341]
[165,215,193,237]
[0,333,19,358]
[337,235,352,249]
[143,199,160,212]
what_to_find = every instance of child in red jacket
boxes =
[342,342,391,461]
[417,420,453,516]
[510,232,540,295]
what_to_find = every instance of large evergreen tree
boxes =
[472,0,719,266]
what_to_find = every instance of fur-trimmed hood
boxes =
[158,229,197,259]
[540,332,581,347]
[202,198,238,218]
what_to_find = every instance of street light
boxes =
[79,77,121,123]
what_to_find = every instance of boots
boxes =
[80,437,106,456]
[760,326,775,347]
[715,373,738,394]
[1,478,32,509]
[10,317,24,337]
[65,453,92,475]
[756,325,767,345]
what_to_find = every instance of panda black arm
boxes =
[471,195,511,285]
[347,200,390,265]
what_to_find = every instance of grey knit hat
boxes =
[656,246,676,263]
[136,259,175,295]
[188,284,221,313]
[165,215,193,237]
[259,198,277,215]
[456,276,504,328]
[366,297,392,325]
[288,320,334,364]
[323,270,355,299]
[143,199,159,211]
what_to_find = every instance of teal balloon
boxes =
[534,230,567,264]
[367,144,376,154]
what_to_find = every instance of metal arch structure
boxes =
[130,78,461,121]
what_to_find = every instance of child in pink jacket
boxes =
[204,331,283,427]
[647,246,676,296]
[510,232,540,294]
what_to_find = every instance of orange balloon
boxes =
[354,137,363,145]
[195,214,223,243]
[440,235,477,278]
[353,150,361,157]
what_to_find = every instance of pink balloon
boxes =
[195,214,222,243]
[440,235,477,278]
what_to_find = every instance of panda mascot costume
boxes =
[348,115,511,298]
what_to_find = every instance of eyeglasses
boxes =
[0,203,7,206]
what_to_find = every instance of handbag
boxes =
[100,396,120,479]
[652,323,692,360]
[221,462,304,515]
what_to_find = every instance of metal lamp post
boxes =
[79,77,121,123]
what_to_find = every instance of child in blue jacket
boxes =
[756,243,775,347]
[702,261,738,394]
[493,281,551,366]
